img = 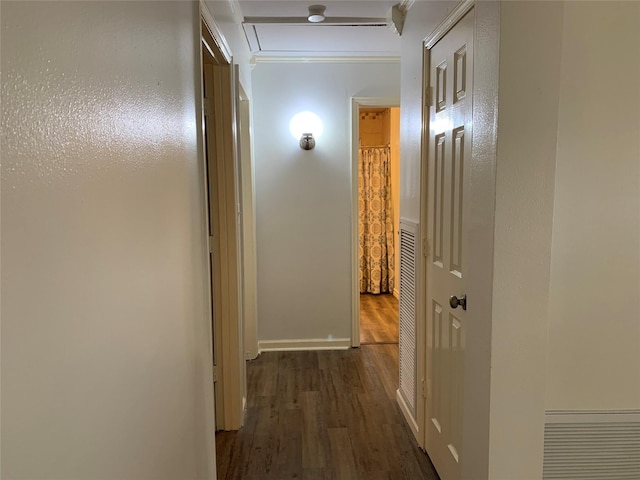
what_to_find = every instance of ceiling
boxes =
[236,1,405,58]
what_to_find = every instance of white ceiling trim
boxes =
[252,55,400,64]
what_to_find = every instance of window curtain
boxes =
[359,146,395,294]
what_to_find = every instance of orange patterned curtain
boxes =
[359,146,395,294]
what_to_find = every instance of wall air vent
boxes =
[543,410,640,479]
[398,219,419,416]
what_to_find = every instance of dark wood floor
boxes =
[360,293,399,345]
[216,345,439,480]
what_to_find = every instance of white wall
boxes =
[489,1,640,476]
[546,1,640,411]
[1,2,215,478]
[252,61,400,343]
[489,3,565,478]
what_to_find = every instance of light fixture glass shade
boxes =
[307,5,326,23]
[289,111,323,140]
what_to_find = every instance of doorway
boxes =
[357,107,401,346]
[200,14,246,433]
[350,97,400,348]
[418,1,497,478]
[422,9,474,479]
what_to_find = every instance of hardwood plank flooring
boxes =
[360,293,399,345]
[216,345,439,480]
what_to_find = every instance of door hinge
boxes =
[423,238,429,258]
[425,86,433,107]
[421,378,427,398]
[208,235,214,253]
[203,99,210,117]
[213,365,219,383]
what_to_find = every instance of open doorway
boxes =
[200,14,246,434]
[350,98,401,347]
[358,107,401,345]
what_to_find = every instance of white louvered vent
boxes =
[398,220,419,417]
[543,410,640,480]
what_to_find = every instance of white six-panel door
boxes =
[424,8,474,480]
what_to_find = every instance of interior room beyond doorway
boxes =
[358,107,401,345]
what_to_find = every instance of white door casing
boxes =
[202,59,222,429]
[424,7,474,480]
[201,13,246,431]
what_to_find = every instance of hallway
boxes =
[215,345,438,479]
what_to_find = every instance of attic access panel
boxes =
[243,23,401,56]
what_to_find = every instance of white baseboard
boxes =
[396,389,420,440]
[258,338,351,352]
[393,288,400,300]
[245,348,259,360]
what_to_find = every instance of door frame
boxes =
[419,1,499,477]
[350,96,400,347]
[200,3,246,431]
[237,84,259,362]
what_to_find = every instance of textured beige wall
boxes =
[1,2,215,478]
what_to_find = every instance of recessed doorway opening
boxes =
[350,99,401,348]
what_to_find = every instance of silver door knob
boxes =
[449,294,467,310]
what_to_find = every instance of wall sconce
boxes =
[299,133,315,150]
[289,111,323,151]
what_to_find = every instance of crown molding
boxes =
[227,0,244,24]
[252,55,400,64]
